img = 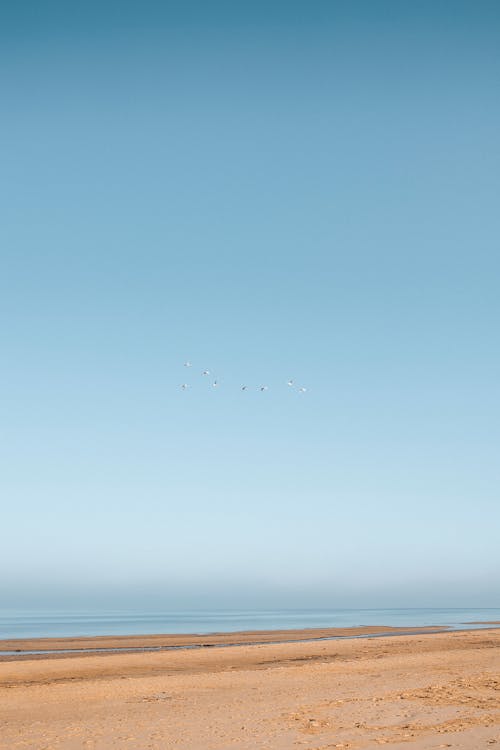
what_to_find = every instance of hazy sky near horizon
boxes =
[1,1,499,611]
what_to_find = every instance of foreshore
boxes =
[1,626,499,748]
[0,624,450,657]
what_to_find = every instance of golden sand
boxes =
[1,627,499,749]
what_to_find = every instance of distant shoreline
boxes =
[3,622,500,660]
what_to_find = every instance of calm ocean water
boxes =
[1,608,499,640]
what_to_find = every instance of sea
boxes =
[1,608,500,641]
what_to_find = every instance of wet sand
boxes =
[1,627,499,749]
[0,624,447,656]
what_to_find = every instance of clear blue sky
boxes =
[1,1,499,610]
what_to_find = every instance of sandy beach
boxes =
[1,627,499,749]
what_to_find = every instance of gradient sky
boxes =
[1,1,499,610]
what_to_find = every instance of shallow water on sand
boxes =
[1,607,499,640]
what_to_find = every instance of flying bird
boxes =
[179,360,309,396]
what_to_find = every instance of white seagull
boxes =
[287,379,294,387]
[212,380,219,387]
[181,383,189,390]
[298,387,307,393]
[260,385,268,391]
[184,361,192,368]
[202,370,210,376]
[241,385,248,390]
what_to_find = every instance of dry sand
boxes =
[1,627,499,749]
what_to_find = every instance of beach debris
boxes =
[141,692,171,702]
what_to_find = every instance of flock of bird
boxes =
[180,362,307,393]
